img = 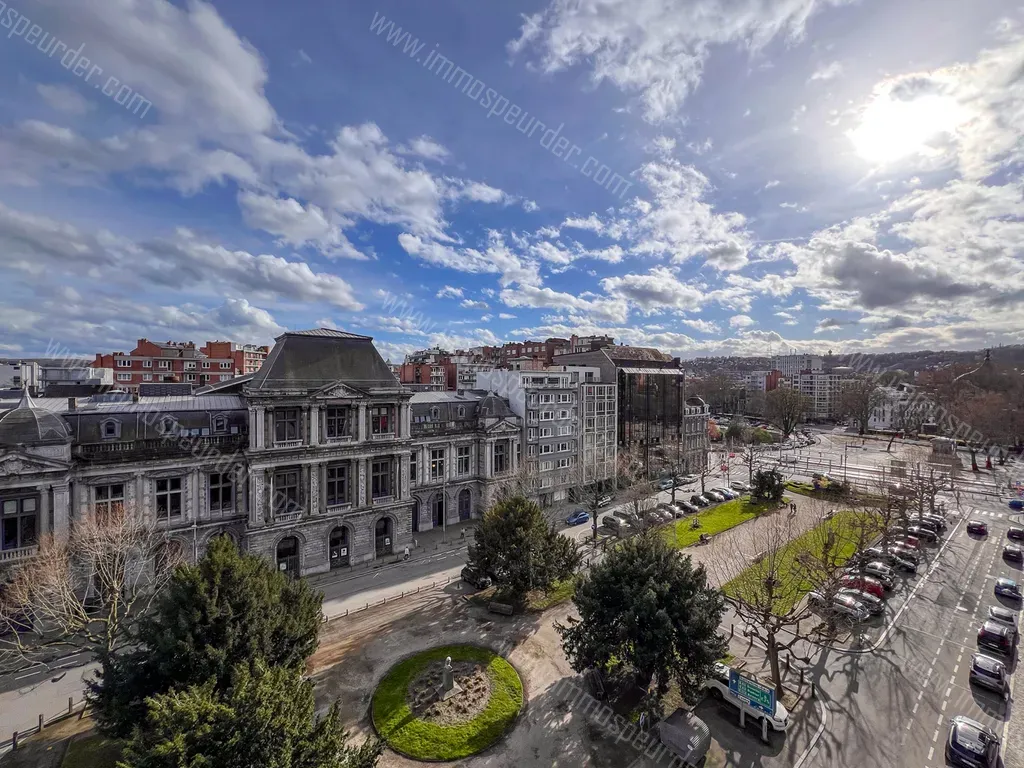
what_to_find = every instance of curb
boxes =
[793,694,828,768]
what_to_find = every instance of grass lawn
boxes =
[62,734,122,768]
[785,481,886,507]
[371,645,523,761]
[723,510,875,615]
[661,496,784,549]
[526,577,576,612]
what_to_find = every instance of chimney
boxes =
[67,397,76,411]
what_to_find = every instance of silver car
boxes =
[969,654,1009,696]
[704,490,725,502]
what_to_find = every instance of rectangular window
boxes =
[1,496,38,551]
[116,373,131,381]
[324,407,350,440]
[558,393,572,403]
[115,358,131,368]
[540,394,553,403]
[410,452,418,482]
[220,375,231,381]
[274,409,299,442]
[94,484,124,519]
[558,425,572,436]
[155,478,183,521]
[540,444,552,455]
[540,411,554,421]
[326,465,349,506]
[457,446,470,475]
[557,458,571,468]
[184,373,196,382]
[143,373,152,381]
[540,427,552,437]
[371,406,392,434]
[558,409,570,419]
[371,460,392,499]
[559,442,570,452]
[208,473,234,514]
[201,361,211,369]
[183,362,196,371]
[527,444,536,456]
[219,361,232,370]
[273,469,300,515]
[430,448,446,480]
[142,360,152,368]
[528,428,537,439]
[158,360,170,369]
[493,442,508,473]
[540,460,553,471]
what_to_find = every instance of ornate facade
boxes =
[0,330,521,577]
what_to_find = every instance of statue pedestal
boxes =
[436,681,464,701]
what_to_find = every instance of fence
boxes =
[1,695,89,753]
[321,575,466,623]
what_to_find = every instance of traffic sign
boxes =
[728,669,775,716]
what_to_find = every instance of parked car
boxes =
[1003,545,1023,562]
[654,505,676,522]
[898,535,921,550]
[681,474,700,485]
[645,511,667,526]
[566,509,590,526]
[945,716,1000,768]
[889,546,920,566]
[657,478,674,491]
[915,514,947,531]
[602,515,628,533]
[967,520,989,535]
[730,481,751,492]
[1009,498,1024,511]
[968,654,1009,697]
[977,621,1015,655]
[596,494,613,507]
[909,519,939,535]
[808,591,870,622]
[988,605,1018,631]
[838,575,885,599]
[994,577,1022,600]
[891,553,918,573]
[691,494,711,507]
[703,663,790,732]
[858,547,895,565]
[1007,527,1024,541]
[836,588,885,615]
[704,490,725,503]
[861,562,896,589]
[906,525,937,543]
[713,487,738,500]
[460,565,492,590]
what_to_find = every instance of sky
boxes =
[0,0,1022,363]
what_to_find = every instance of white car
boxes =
[704,663,789,732]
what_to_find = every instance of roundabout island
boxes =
[370,645,524,761]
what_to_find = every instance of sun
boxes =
[849,92,967,165]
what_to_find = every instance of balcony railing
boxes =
[323,434,353,444]
[0,545,38,562]
[76,434,247,463]
[325,502,353,515]
[273,508,304,524]
[371,494,395,506]
[370,432,396,441]
[273,439,303,448]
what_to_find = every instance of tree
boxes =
[764,388,811,438]
[558,534,726,707]
[708,419,722,442]
[90,535,323,738]
[467,496,580,603]
[750,427,773,445]
[838,379,886,436]
[120,661,381,768]
[751,469,785,504]
[724,418,749,445]
[0,504,174,672]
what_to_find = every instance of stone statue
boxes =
[436,655,463,701]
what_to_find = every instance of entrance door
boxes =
[411,500,420,533]
[432,495,445,528]
[458,489,471,522]
[329,527,349,569]
[374,518,393,556]
[276,536,300,578]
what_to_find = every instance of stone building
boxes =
[0,329,519,578]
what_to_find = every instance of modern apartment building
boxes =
[94,339,269,392]
[476,367,616,505]
[0,358,113,396]
[771,354,823,378]
[0,329,518,577]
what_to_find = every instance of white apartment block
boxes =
[476,367,616,505]
[772,354,823,378]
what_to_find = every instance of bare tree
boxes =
[838,379,886,436]
[614,446,661,534]
[0,504,176,672]
[764,388,811,439]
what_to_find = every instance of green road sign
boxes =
[728,669,775,716]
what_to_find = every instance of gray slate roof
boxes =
[247,330,398,393]
[0,390,71,446]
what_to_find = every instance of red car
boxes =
[898,536,920,550]
[839,575,885,599]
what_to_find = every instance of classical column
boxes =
[301,464,310,513]
[484,440,493,477]
[38,486,50,537]
[265,408,274,448]
[309,463,320,514]
[399,453,411,500]
[309,405,320,446]
[190,468,201,522]
[254,406,265,449]
[357,403,367,442]
[51,483,70,543]
[358,458,367,507]
[248,408,256,445]
[265,468,274,522]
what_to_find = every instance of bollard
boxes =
[69,697,73,714]
[811,683,817,699]
[12,731,18,751]
[785,655,791,672]
[800,668,805,685]
[38,714,43,732]
[730,623,735,639]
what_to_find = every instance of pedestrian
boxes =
[460,528,466,541]
[403,545,410,561]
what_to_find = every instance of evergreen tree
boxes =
[558,533,726,705]
[91,535,323,737]
[118,661,381,768]
[467,496,580,602]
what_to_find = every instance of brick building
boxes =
[94,339,268,392]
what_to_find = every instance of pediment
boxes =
[0,450,70,478]
[484,419,521,435]
[312,381,366,401]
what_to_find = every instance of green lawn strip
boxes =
[661,496,783,549]
[371,645,523,760]
[527,578,576,612]
[785,481,885,507]
[723,510,873,615]
[62,734,123,768]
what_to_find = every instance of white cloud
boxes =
[509,0,852,122]
[461,299,490,310]
[498,313,517,320]
[36,84,92,115]
[238,192,367,259]
[561,214,606,233]
[680,318,720,334]
[398,135,450,161]
[600,267,705,313]
[729,314,756,329]
[436,285,464,299]
[809,61,843,82]
[454,181,508,204]
[763,180,781,190]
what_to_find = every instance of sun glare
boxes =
[849,93,966,165]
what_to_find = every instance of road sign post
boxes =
[728,669,775,717]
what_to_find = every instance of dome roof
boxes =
[477,393,515,419]
[0,390,71,446]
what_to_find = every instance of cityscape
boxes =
[0,2,1022,768]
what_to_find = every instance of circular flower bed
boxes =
[370,645,523,761]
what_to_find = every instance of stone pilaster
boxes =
[309,405,320,446]
[52,483,70,543]
[399,453,411,500]
[358,458,367,507]
[254,406,265,449]
[358,403,367,442]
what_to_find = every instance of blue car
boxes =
[995,577,1021,600]
[566,509,590,526]
[1009,498,1024,511]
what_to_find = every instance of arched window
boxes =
[100,419,120,440]
[430,407,440,421]
[212,415,227,433]
[457,406,466,418]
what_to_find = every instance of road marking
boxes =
[912,702,920,715]
[928,746,935,761]
[793,693,828,768]
[941,700,947,712]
